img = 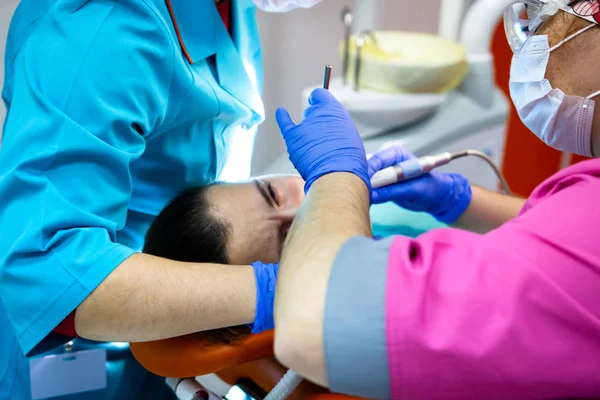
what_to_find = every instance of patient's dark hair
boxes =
[143,186,252,345]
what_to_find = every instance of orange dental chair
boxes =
[130,331,362,399]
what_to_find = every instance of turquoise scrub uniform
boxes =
[0,0,264,396]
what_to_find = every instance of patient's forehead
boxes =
[204,181,282,265]
[204,182,266,228]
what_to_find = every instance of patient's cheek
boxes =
[227,234,280,266]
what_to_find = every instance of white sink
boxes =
[303,77,448,138]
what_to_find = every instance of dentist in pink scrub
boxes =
[271,1,600,399]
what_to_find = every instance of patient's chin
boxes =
[227,250,279,266]
[226,232,284,265]
[261,251,281,265]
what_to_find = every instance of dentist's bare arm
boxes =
[453,185,526,234]
[274,173,371,386]
[75,254,256,342]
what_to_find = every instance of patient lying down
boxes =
[143,175,305,344]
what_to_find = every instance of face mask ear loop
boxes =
[587,89,600,100]
[549,23,596,52]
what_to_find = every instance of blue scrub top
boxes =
[0,0,264,364]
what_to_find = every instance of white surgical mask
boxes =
[250,0,323,12]
[509,24,600,157]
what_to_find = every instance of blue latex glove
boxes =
[275,88,370,193]
[368,145,472,224]
[249,261,279,333]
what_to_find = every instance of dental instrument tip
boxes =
[323,65,332,90]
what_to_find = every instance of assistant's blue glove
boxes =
[249,261,279,333]
[368,145,472,224]
[275,88,370,193]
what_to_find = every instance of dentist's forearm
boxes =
[274,173,371,387]
[75,253,256,342]
[454,185,526,233]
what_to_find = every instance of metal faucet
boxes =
[354,30,377,91]
[341,7,354,86]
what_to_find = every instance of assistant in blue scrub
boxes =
[0,0,316,397]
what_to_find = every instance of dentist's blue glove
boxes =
[368,145,472,224]
[275,88,370,193]
[249,261,279,333]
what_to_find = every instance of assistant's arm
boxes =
[368,146,526,234]
[453,185,526,233]
[0,2,256,355]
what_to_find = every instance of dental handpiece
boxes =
[370,152,453,189]
[369,149,512,195]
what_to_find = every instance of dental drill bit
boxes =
[323,65,332,89]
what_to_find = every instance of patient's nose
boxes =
[281,176,305,207]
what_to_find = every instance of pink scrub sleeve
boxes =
[325,159,600,399]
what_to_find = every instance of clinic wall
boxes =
[0,0,19,139]
[252,0,442,174]
[0,0,442,159]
